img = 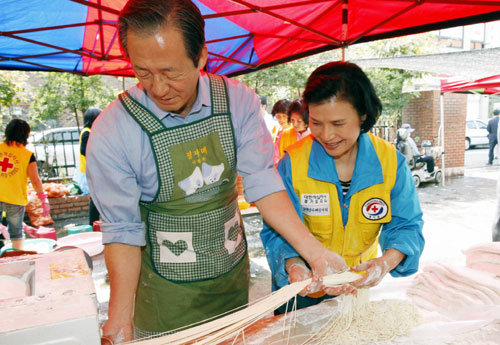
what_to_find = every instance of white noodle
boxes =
[127,273,421,345]
[303,289,422,345]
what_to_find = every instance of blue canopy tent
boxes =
[1,0,500,77]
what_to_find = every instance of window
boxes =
[476,121,487,129]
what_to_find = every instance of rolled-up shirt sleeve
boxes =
[228,80,284,202]
[260,154,301,290]
[86,102,147,247]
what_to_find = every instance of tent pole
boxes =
[440,93,446,186]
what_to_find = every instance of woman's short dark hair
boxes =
[287,99,308,125]
[303,61,382,133]
[118,0,205,67]
[271,99,291,116]
[4,119,30,146]
[83,108,101,128]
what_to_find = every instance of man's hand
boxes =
[101,319,133,344]
[308,249,356,297]
[309,248,349,280]
[285,257,313,296]
[287,257,331,297]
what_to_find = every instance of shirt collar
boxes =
[307,133,384,193]
[138,72,211,121]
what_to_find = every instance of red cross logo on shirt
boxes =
[368,204,379,213]
[0,157,14,172]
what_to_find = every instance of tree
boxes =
[0,73,19,107]
[345,34,436,122]
[31,72,118,129]
[0,72,25,129]
[235,60,315,106]
[235,33,437,121]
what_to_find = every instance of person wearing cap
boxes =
[487,109,500,165]
[401,123,435,174]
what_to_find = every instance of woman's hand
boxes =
[351,249,405,288]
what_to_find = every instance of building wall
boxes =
[402,90,467,176]
[49,195,90,220]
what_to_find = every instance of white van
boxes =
[27,127,80,178]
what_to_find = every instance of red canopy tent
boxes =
[441,74,500,94]
[1,0,500,76]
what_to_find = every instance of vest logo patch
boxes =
[0,152,19,177]
[362,198,388,220]
[301,193,330,216]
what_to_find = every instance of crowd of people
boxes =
[14,0,500,343]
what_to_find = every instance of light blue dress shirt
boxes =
[260,133,425,291]
[86,72,284,246]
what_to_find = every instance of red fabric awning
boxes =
[441,74,500,94]
[1,0,500,76]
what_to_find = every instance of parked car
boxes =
[26,127,80,178]
[465,119,489,150]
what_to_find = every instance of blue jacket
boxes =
[260,133,425,291]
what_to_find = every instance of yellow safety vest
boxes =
[288,133,397,267]
[0,142,33,206]
[278,127,297,161]
[78,127,90,173]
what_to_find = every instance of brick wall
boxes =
[48,194,90,220]
[402,90,467,176]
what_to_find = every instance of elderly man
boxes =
[87,0,349,342]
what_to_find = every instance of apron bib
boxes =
[119,74,249,334]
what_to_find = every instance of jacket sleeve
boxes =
[379,151,425,277]
[260,153,302,290]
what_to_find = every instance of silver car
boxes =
[27,127,80,178]
[465,119,488,150]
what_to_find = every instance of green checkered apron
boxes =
[119,74,249,334]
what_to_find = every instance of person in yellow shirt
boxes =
[273,99,311,165]
[0,119,50,250]
[73,108,101,225]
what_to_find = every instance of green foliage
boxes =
[236,33,437,121]
[31,72,118,125]
[0,73,21,107]
[346,34,437,121]
[235,61,315,105]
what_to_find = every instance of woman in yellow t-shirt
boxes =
[0,119,50,250]
[273,99,311,165]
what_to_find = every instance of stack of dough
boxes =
[407,259,500,313]
[462,242,500,277]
